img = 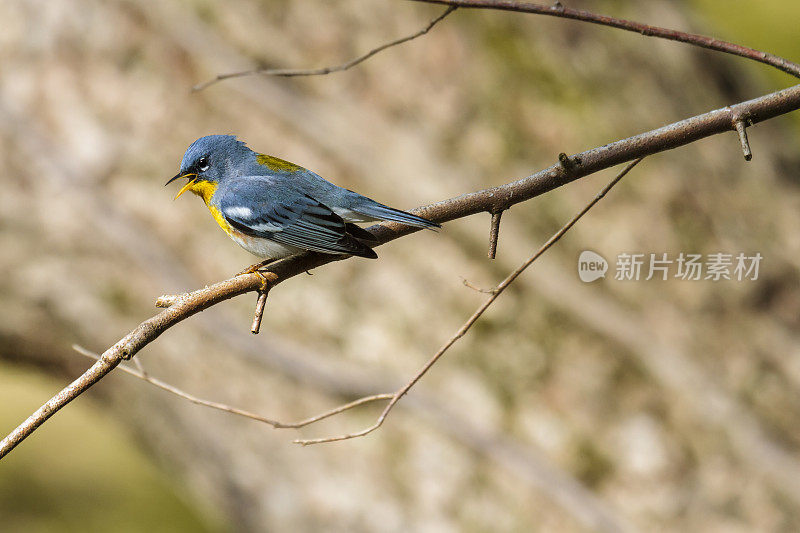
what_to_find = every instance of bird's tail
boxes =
[355,202,440,229]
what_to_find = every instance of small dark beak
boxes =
[165,172,193,186]
[165,172,198,199]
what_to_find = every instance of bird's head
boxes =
[166,135,254,200]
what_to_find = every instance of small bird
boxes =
[167,135,439,272]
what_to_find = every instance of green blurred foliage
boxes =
[693,0,800,110]
[0,365,225,533]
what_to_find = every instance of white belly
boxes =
[229,232,299,259]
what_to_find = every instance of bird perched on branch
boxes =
[167,135,439,275]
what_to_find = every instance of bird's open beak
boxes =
[165,172,197,200]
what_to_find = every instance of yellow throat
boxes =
[176,179,233,236]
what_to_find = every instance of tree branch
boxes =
[191,6,457,91]
[295,158,642,445]
[72,345,394,429]
[412,0,800,79]
[70,350,630,532]
[734,117,753,160]
[487,210,503,259]
[2,82,800,459]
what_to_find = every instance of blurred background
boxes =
[2,0,800,531]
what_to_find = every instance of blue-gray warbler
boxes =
[167,135,439,267]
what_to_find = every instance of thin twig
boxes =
[461,277,498,294]
[192,6,457,91]
[132,357,148,377]
[487,211,503,259]
[734,118,753,161]
[2,79,800,459]
[72,345,392,429]
[251,291,269,334]
[412,0,800,78]
[278,394,394,428]
[295,158,643,445]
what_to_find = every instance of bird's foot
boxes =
[237,259,278,291]
[237,258,277,276]
[254,270,278,292]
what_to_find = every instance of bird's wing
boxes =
[340,190,441,229]
[218,179,377,258]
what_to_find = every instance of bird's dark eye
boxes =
[197,157,210,172]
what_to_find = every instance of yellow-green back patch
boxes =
[256,154,302,172]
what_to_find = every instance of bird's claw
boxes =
[237,260,278,291]
[237,258,276,276]
[254,270,278,292]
